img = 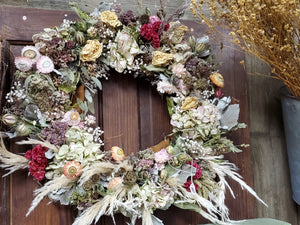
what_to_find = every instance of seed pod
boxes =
[195,43,205,53]
[16,122,31,136]
[2,114,17,126]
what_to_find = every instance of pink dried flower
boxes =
[62,110,81,126]
[63,161,82,179]
[155,148,171,164]
[215,88,224,98]
[111,146,125,161]
[172,63,186,77]
[149,15,161,25]
[36,56,54,73]
[15,56,33,72]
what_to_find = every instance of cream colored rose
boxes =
[152,51,174,66]
[169,22,189,44]
[80,40,103,62]
[100,11,121,27]
[181,97,198,111]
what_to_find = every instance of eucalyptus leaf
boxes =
[87,101,95,114]
[171,164,196,185]
[143,64,167,73]
[197,36,209,44]
[174,202,201,213]
[81,66,90,79]
[151,215,164,225]
[220,104,240,130]
[91,77,102,90]
[85,89,93,103]
[45,149,56,159]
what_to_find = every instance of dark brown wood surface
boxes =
[0,6,255,225]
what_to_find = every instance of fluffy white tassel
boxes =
[203,155,267,207]
[26,175,75,216]
[72,187,126,225]
[0,138,28,176]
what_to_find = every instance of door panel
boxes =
[0,6,255,225]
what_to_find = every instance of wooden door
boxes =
[0,6,255,225]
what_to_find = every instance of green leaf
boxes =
[69,2,90,21]
[81,66,90,79]
[59,84,76,94]
[166,97,174,117]
[88,101,95,114]
[174,202,201,213]
[85,89,93,102]
[91,77,102,90]
[143,64,167,73]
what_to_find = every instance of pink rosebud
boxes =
[149,15,161,25]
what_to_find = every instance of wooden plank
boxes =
[0,6,78,41]
[138,79,171,149]
[214,32,255,220]
[246,54,299,224]
[0,40,12,225]
[102,74,140,153]
[101,73,140,224]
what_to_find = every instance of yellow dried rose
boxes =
[152,51,174,66]
[169,22,189,44]
[80,40,103,62]
[100,11,121,27]
[181,97,198,111]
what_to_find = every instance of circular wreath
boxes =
[0,2,265,225]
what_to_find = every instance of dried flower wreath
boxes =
[0,2,265,225]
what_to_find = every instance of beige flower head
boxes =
[63,161,82,179]
[111,146,125,161]
[152,51,174,66]
[181,96,198,111]
[168,22,189,44]
[100,11,121,27]
[107,177,123,190]
[209,72,224,88]
[80,40,103,62]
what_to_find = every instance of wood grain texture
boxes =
[246,55,300,225]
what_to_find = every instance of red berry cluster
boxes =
[140,21,169,49]
[184,161,202,192]
[25,145,48,181]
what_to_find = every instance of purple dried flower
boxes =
[119,10,138,26]
[41,121,68,146]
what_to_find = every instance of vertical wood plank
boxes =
[100,73,140,225]
[246,55,299,224]
[138,79,171,149]
[214,28,255,220]
[102,74,140,154]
